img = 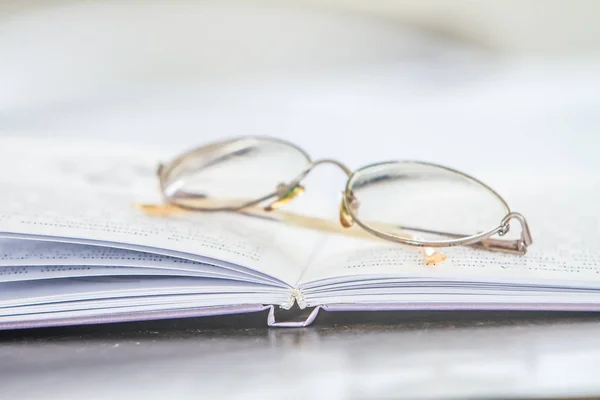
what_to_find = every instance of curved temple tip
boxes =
[492,211,533,255]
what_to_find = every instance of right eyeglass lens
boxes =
[347,162,509,243]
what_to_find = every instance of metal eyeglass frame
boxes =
[149,136,532,256]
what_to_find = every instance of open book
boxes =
[0,137,599,329]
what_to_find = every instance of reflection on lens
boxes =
[161,137,310,209]
[347,162,509,242]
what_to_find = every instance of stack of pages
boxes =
[0,137,599,329]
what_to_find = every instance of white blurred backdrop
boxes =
[0,0,599,189]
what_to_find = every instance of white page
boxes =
[0,183,322,286]
[0,277,289,308]
[308,293,600,305]
[0,264,270,284]
[304,280,600,295]
[0,136,163,196]
[3,234,288,286]
[0,293,289,318]
[0,238,269,284]
[0,137,324,286]
[0,294,284,323]
[299,178,600,291]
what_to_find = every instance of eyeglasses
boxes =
[137,136,532,264]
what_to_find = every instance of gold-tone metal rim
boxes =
[152,136,532,256]
[158,136,313,212]
[343,160,512,248]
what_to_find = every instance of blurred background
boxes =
[0,0,599,187]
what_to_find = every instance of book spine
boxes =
[280,288,308,310]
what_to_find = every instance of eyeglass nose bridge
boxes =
[307,159,353,177]
[303,160,357,229]
[263,158,353,212]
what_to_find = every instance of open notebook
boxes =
[0,137,599,329]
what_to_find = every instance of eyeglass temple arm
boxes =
[136,194,531,256]
[475,237,529,255]
[135,200,408,241]
[136,201,447,264]
[369,212,532,255]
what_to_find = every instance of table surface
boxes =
[3,310,600,399]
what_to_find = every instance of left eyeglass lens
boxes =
[160,137,311,210]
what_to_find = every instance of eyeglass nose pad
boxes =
[264,183,305,212]
[340,192,358,228]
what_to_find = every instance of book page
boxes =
[0,294,281,320]
[0,181,322,287]
[0,137,164,195]
[0,264,229,283]
[0,138,324,287]
[299,178,600,289]
[0,238,269,284]
[0,292,283,323]
[0,277,286,307]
